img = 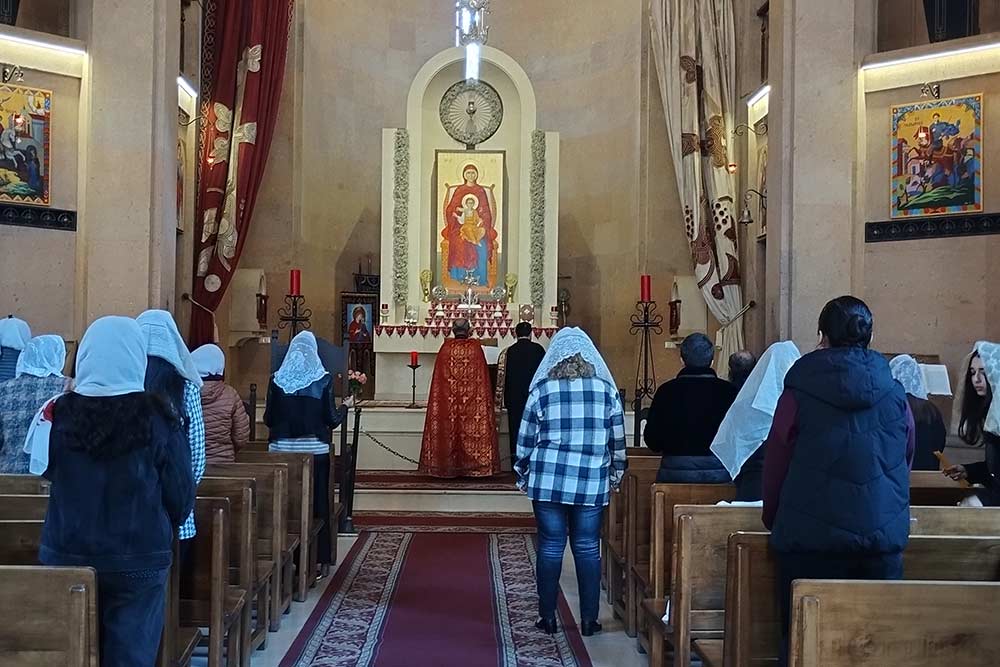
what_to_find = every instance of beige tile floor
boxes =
[191,535,647,667]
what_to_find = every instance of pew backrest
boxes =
[205,463,286,563]
[198,477,256,591]
[790,580,1000,666]
[235,451,312,541]
[910,470,971,506]
[0,565,99,667]
[182,497,230,607]
[0,520,43,565]
[0,475,49,495]
[910,506,1000,536]
[0,494,48,520]
[903,534,1000,580]
[723,532,778,667]
[624,465,664,572]
[607,455,661,552]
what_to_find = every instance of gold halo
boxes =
[462,193,480,210]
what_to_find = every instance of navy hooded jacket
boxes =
[766,347,912,554]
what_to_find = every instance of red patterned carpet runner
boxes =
[280,531,592,667]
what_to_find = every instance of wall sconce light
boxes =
[1,63,24,84]
[726,163,738,174]
[739,188,767,225]
[733,122,768,137]
[920,82,941,99]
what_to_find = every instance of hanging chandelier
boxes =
[455,0,490,80]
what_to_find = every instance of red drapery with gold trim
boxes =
[189,0,294,345]
[419,338,501,478]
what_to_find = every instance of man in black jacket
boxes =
[644,333,737,483]
[498,322,546,461]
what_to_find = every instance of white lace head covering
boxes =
[0,316,31,356]
[15,335,66,379]
[136,310,202,387]
[710,341,801,480]
[274,331,328,394]
[889,354,928,400]
[191,344,226,378]
[973,341,1000,438]
[530,327,617,392]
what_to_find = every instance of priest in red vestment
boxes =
[419,318,501,478]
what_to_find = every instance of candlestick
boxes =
[289,269,301,297]
[410,350,419,366]
[629,297,663,444]
[407,363,422,409]
[640,274,652,302]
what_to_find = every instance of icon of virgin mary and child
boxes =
[442,164,498,287]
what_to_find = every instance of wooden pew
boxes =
[908,505,1000,535]
[0,566,99,667]
[160,540,202,667]
[724,527,1000,667]
[605,453,660,619]
[0,494,48,520]
[910,470,972,506]
[198,477,264,663]
[0,475,49,495]
[206,462,288,630]
[644,502,757,667]
[0,519,42,565]
[622,464,662,637]
[180,497,246,667]
[236,451,314,611]
[789,580,1000,666]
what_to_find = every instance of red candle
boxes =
[640,275,652,302]
[289,269,301,296]
[410,351,419,366]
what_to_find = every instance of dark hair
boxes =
[817,296,874,348]
[680,333,715,368]
[515,322,533,339]
[959,352,992,446]
[728,351,757,389]
[144,356,186,420]
[53,392,179,460]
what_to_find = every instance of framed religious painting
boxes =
[341,291,376,400]
[432,150,507,294]
[891,93,983,219]
[0,84,51,206]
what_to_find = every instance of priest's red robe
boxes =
[419,338,501,478]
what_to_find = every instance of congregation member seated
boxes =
[0,335,68,473]
[191,343,250,464]
[0,315,31,383]
[137,310,206,558]
[728,349,757,391]
[265,330,347,574]
[644,332,736,483]
[710,341,800,501]
[762,296,914,667]
[419,318,501,478]
[944,343,999,506]
[38,316,194,667]
[890,354,946,471]
[515,328,626,637]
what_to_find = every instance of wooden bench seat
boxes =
[0,519,43,565]
[0,494,48,520]
[692,638,724,667]
[0,475,49,495]
[0,565,98,667]
[910,470,973,506]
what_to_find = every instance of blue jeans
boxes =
[98,568,169,667]
[532,501,603,623]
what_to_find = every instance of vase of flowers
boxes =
[347,369,367,401]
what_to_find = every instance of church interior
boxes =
[2,0,1000,666]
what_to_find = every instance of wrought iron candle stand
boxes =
[407,363,422,409]
[277,294,312,339]
[630,300,663,443]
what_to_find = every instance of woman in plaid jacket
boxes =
[515,328,627,637]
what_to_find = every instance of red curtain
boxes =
[189,0,294,345]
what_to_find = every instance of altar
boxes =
[373,45,561,401]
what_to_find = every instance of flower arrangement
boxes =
[347,369,368,399]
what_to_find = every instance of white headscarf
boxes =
[530,327,618,392]
[973,341,1000,438]
[15,335,66,379]
[24,317,148,474]
[0,316,31,355]
[710,341,801,480]
[191,344,226,378]
[274,331,328,394]
[889,354,928,400]
[136,310,202,387]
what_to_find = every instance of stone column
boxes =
[765,0,877,348]
[74,0,180,327]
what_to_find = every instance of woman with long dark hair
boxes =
[944,344,999,505]
[137,310,205,552]
[38,316,194,667]
[762,296,914,667]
